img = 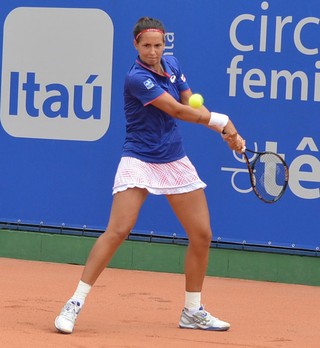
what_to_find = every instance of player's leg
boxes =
[166,188,211,292]
[55,188,148,333]
[81,187,148,285]
[166,188,230,331]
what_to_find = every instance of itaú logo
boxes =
[5,72,105,139]
[0,7,113,141]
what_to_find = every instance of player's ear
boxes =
[133,39,138,49]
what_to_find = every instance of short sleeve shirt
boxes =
[122,55,190,163]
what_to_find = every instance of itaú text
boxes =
[227,55,320,101]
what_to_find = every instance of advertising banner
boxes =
[0,0,319,251]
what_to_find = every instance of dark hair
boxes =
[133,17,166,42]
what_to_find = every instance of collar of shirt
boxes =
[135,56,172,78]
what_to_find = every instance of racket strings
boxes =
[252,153,287,201]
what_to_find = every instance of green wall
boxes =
[0,229,319,286]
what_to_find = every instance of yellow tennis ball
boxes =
[188,93,204,108]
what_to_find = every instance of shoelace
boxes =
[62,301,80,320]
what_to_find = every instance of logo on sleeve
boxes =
[144,79,155,89]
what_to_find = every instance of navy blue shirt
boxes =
[122,55,190,163]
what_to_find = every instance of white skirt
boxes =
[112,156,206,195]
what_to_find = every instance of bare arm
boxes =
[151,90,211,126]
[151,90,237,134]
[150,90,245,153]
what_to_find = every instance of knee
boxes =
[189,227,212,249]
[105,223,132,243]
[200,229,212,247]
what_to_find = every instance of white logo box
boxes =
[1,7,113,141]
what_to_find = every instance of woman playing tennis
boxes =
[55,16,245,333]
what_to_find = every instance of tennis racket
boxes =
[243,148,289,203]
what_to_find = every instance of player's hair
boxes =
[133,17,166,42]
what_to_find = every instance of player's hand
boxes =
[222,132,245,154]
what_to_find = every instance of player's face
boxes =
[134,32,165,68]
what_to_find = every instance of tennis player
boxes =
[55,16,245,334]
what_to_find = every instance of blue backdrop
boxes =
[0,0,319,251]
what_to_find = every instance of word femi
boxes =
[221,138,320,200]
[227,55,320,101]
[9,72,102,119]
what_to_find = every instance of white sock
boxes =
[185,291,201,312]
[70,280,92,306]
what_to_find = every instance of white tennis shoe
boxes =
[55,300,82,334]
[179,306,230,331]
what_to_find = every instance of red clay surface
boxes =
[1,257,320,348]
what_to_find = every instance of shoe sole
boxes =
[179,324,230,331]
[54,317,73,334]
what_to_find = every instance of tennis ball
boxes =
[188,93,204,108]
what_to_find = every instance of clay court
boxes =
[2,257,319,348]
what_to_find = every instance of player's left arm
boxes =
[180,90,245,151]
[179,88,192,105]
[151,90,245,152]
[150,90,209,125]
[179,90,221,132]
[151,89,222,133]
